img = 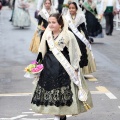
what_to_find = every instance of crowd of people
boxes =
[31,1,120,120]
[29,1,94,120]
[1,0,120,120]
[6,0,120,34]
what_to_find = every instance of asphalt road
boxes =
[0,6,120,120]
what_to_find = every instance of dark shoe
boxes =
[106,33,112,36]
[20,27,24,29]
[60,116,66,120]
[9,19,12,22]
[106,33,109,35]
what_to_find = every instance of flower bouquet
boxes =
[24,60,44,78]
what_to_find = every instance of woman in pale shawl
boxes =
[31,13,93,120]
[12,0,31,29]
[29,0,57,53]
[65,2,96,75]
[62,0,80,15]
[37,0,57,30]
[35,0,58,18]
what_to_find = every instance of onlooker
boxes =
[12,0,31,29]
[35,0,58,19]
[99,0,120,35]
[9,0,15,22]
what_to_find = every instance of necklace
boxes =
[71,15,76,20]
[71,15,76,23]
[52,32,60,40]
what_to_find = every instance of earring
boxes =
[59,26,62,31]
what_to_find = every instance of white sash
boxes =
[47,34,88,102]
[41,8,49,20]
[47,35,80,86]
[66,16,92,51]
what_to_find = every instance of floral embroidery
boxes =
[31,84,73,107]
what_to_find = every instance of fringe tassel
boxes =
[83,102,91,110]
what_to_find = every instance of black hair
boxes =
[44,0,52,4]
[68,2,78,10]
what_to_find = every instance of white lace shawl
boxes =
[66,9,86,27]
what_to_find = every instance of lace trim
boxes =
[31,84,73,107]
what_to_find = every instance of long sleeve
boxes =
[68,27,88,68]
[38,15,48,28]
[99,0,105,15]
[116,0,120,11]
[78,22,89,40]
[67,31,81,70]
[73,31,88,68]
[36,0,43,11]
[38,15,43,25]
[36,52,42,62]
[53,0,58,9]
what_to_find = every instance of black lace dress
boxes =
[31,41,73,107]
[31,32,93,115]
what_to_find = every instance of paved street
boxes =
[0,5,120,120]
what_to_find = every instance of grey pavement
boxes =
[0,5,120,120]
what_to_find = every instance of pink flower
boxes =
[36,64,44,69]
[31,68,40,72]
[31,60,38,64]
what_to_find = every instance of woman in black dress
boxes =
[29,0,57,53]
[81,0,103,38]
[65,2,96,74]
[31,13,93,120]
